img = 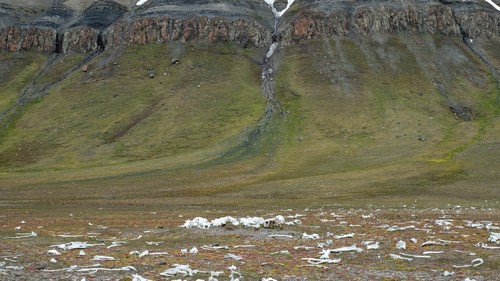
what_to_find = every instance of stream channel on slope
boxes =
[251,0,296,140]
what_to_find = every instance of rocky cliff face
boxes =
[284,0,499,43]
[0,0,498,53]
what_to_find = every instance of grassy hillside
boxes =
[0,34,499,210]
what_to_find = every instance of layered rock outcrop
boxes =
[0,0,498,53]
[284,1,499,42]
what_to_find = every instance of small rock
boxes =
[171,58,180,65]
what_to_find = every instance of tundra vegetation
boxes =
[0,0,499,280]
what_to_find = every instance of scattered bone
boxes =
[302,258,341,265]
[79,250,85,256]
[211,216,239,227]
[387,225,415,231]
[55,234,84,238]
[331,233,355,239]
[302,233,320,240]
[329,245,363,253]
[390,254,413,261]
[3,232,37,239]
[317,240,333,248]
[189,247,199,254]
[488,232,500,243]
[476,242,500,249]
[224,254,243,260]
[91,255,116,261]
[42,265,136,273]
[268,234,294,239]
[47,250,61,256]
[228,265,242,281]
[146,241,163,246]
[443,271,455,276]
[452,258,484,268]
[160,264,197,277]
[399,253,432,259]
[422,251,443,254]
[51,242,105,250]
[293,246,314,250]
[132,274,152,281]
[107,241,127,248]
[365,242,381,250]
[49,258,57,263]
[138,250,149,258]
[454,250,476,256]
[410,238,418,243]
[396,241,406,250]
[201,245,229,250]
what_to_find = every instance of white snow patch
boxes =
[136,0,149,6]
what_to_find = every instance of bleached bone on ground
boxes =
[91,255,116,261]
[396,241,406,250]
[329,245,363,253]
[51,242,105,250]
[189,247,198,254]
[55,234,84,238]
[228,265,242,281]
[365,242,381,250]
[107,241,127,248]
[489,232,500,243]
[302,233,320,240]
[399,253,432,259]
[328,233,355,239]
[390,254,413,261]
[302,258,341,265]
[160,264,197,277]
[43,265,136,273]
[132,274,152,281]
[423,251,443,254]
[452,258,484,268]
[268,234,294,239]
[387,225,416,231]
[224,253,243,260]
[476,242,500,249]
[79,250,85,256]
[138,250,149,258]
[181,215,294,229]
[443,271,455,276]
[4,232,37,239]
[293,245,314,250]
[47,250,61,256]
[49,258,57,263]
[201,245,229,250]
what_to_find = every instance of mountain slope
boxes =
[0,0,498,209]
